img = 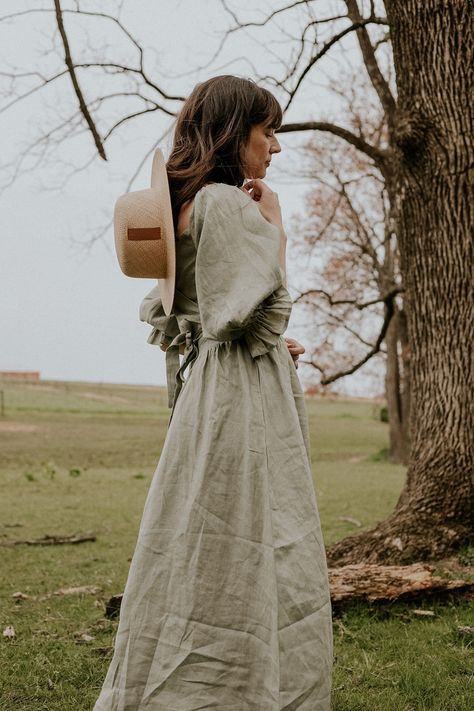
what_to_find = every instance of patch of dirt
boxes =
[19,384,58,393]
[81,391,130,404]
[0,422,41,433]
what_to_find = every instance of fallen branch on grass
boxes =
[0,531,96,547]
[52,585,102,596]
[12,585,103,601]
[328,562,473,603]
[103,562,473,619]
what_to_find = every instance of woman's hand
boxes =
[241,178,283,229]
[242,178,287,286]
[285,336,305,369]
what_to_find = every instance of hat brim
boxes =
[151,148,176,316]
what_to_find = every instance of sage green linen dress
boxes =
[93,183,333,710]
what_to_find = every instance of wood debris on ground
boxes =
[103,561,473,619]
[328,562,474,604]
[0,532,96,547]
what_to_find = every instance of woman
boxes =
[93,75,333,711]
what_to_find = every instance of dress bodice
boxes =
[139,183,293,426]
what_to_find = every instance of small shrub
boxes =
[369,447,390,462]
[42,461,56,479]
[458,545,474,567]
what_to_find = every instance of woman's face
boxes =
[240,122,281,179]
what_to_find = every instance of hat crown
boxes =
[113,149,176,314]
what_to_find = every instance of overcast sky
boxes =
[1,0,376,395]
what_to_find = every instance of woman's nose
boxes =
[271,137,281,154]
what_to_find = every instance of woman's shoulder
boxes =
[189,183,250,247]
[194,182,252,219]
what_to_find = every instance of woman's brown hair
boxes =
[166,75,282,233]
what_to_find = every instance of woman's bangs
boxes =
[255,88,282,129]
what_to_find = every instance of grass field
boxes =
[0,378,472,710]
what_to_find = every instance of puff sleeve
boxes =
[190,183,292,357]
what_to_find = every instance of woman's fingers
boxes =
[284,337,305,355]
[242,178,270,201]
[243,179,283,228]
[288,344,305,355]
[242,183,261,201]
[284,337,305,370]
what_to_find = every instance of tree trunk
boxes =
[381,210,410,464]
[397,305,411,456]
[385,305,410,464]
[328,0,474,565]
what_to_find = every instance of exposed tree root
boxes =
[326,510,473,567]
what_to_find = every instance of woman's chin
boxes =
[245,166,267,180]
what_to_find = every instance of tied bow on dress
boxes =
[139,286,202,422]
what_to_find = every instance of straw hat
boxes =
[114,148,176,315]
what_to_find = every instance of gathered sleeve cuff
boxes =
[138,284,180,350]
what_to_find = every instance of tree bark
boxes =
[398,305,412,460]
[381,214,410,464]
[328,0,474,565]
[328,562,473,604]
[384,306,409,464]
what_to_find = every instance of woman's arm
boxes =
[279,227,288,289]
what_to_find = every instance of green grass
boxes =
[0,379,472,710]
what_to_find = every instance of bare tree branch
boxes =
[282,16,388,112]
[72,121,175,254]
[303,289,398,385]
[344,0,396,119]
[0,5,187,184]
[304,192,345,251]
[1,8,185,101]
[102,106,160,141]
[339,183,381,267]
[295,285,403,309]
[123,118,176,194]
[53,0,106,160]
[220,0,316,32]
[278,120,388,166]
[314,303,378,348]
[320,307,393,383]
[0,69,69,113]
